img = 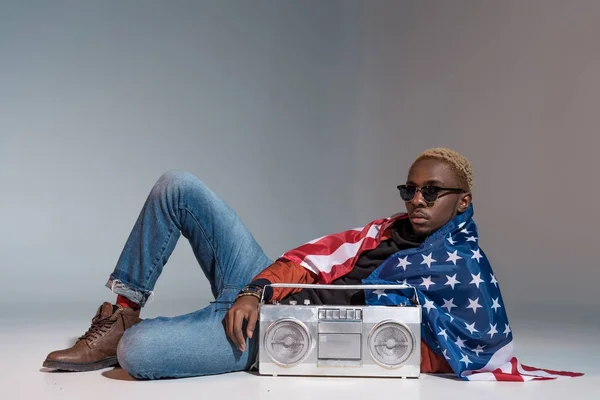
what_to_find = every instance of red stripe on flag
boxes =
[511,357,519,375]
[491,370,525,382]
[520,363,584,378]
[289,229,369,256]
[488,358,524,381]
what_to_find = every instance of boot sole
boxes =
[43,356,118,372]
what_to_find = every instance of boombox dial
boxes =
[368,321,416,368]
[264,319,312,366]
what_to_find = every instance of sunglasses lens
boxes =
[399,185,416,201]
[421,186,440,202]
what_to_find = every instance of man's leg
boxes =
[106,169,272,304]
[117,290,258,379]
[44,170,272,371]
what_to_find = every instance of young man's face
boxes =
[404,158,472,237]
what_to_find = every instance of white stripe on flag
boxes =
[463,341,515,380]
[516,362,572,380]
[299,224,380,274]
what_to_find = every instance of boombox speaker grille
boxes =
[368,321,415,368]
[264,319,311,367]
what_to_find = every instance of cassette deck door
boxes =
[318,320,362,360]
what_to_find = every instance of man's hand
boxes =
[225,295,260,352]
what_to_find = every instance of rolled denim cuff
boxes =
[105,275,153,307]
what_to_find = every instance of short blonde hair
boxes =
[413,148,473,192]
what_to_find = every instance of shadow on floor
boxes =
[102,367,137,381]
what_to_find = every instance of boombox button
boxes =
[347,309,355,319]
[339,309,347,319]
[332,309,340,319]
[318,309,326,319]
[355,309,362,319]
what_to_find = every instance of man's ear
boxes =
[458,193,472,213]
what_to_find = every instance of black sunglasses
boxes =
[397,184,464,203]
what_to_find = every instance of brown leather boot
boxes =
[43,302,142,371]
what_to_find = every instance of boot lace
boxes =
[78,316,116,342]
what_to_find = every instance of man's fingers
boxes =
[246,309,258,339]
[234,310,247,351]
[225,310,238,349]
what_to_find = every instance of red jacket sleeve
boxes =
[250,258,318,302]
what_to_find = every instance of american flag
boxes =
[281,205,582,381]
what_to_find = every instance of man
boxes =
[43,148,578,381]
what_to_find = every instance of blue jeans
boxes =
[105,171,273,379]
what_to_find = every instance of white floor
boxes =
[1,300,597,400]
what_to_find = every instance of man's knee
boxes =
[156,169,201,189]
[150,170,206,200]
[117,322,161,380]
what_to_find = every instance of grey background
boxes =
[1,1,597,316]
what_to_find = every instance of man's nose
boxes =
[410,190,427,207]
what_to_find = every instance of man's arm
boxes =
[224,258,316,352]
[245,258,318,302]
[224,216,398,351]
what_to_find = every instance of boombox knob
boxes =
[303,299,311,305]
[289,300,297,305]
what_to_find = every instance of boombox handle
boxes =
[261,283,420,306]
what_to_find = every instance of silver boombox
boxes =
[258,284,421,378]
